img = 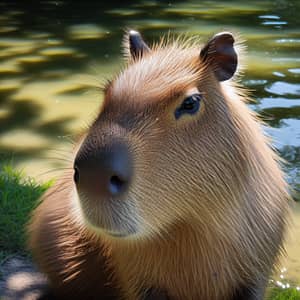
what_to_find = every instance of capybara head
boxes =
[72,30,284,240]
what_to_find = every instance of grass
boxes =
[267,285,300,300]
[0,163,51,265]
[0,163,299,299]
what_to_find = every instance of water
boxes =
[0,0,299,281]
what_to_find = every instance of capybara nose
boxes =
[74,142,133,198]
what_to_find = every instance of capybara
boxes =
[28,30,289,300]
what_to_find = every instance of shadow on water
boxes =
[0,86,75,163]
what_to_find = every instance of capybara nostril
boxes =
[74,140,133,199]
[109,175,127,196]
[73,166,80,184]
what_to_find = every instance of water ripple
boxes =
[265,81,300,97]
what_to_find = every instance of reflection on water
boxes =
[265,81,300,96]
[0,0,299,280]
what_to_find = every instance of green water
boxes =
[0,0,299,282]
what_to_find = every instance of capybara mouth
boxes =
[105,230,129,238]
[76,191,140,237]
[85,213,138,237]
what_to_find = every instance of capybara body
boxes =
[29,31,289,300]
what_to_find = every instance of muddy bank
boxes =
[0,256,46,300]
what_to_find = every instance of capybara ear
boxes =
[125,30,150,60]
[200,32,237,81]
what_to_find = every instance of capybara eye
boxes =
[175,94,202,120]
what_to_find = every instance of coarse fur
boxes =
[28,32,290,300]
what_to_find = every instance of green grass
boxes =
[267,285,300,300]
[0,163,51,264]
[0,164,299,299]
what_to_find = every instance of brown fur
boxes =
[28,32,289,300]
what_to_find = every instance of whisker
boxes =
[37,167,73,178]
[45,185,72,200]
[45,157,73,164]
[47,147,74,154]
